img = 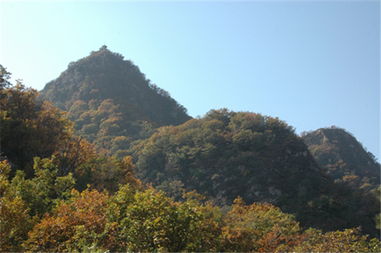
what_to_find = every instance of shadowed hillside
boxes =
[129,109,380,236]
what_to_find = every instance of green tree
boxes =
[0,64,11,89]
[0,161,34,251]
[10,156,75,216]
[275,228,381,253]
[106,185,222,252]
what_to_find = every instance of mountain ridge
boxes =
[302,126,380,191]
[128,109,379,236]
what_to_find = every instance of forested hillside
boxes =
[41,46,191,156]
[302,127,381,233]
[129,109,380,236]
[39,47,379,237]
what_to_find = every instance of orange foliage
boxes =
[221,198,300,252]
[23,189,109,252]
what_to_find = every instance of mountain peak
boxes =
[89,45,120,58]
[99,45,108,51]
[41,48,191,155]
[66,46,127,71]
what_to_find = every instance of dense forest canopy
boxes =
[1,43,380,252]
[129,109,380,236]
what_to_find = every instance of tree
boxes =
[0,64,11,89]
[23,189,109,252]
[106,186,222,252]
[221,198,301,252]
[10,156,75,217]
[275,228,381,252]
[0,79,72,176]
[0,161,34,252]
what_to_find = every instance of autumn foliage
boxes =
[23,189,109,252]
[1,63,380,252]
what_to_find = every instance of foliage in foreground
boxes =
[1,161,380,252]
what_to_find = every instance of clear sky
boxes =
[1,0,380,159]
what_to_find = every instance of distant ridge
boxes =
[302,126,380,191]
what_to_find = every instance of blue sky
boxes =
[1,1,380,159]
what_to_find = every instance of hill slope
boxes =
[302,127,380,191]
[41,46,191,155]
[129,109,379,235]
